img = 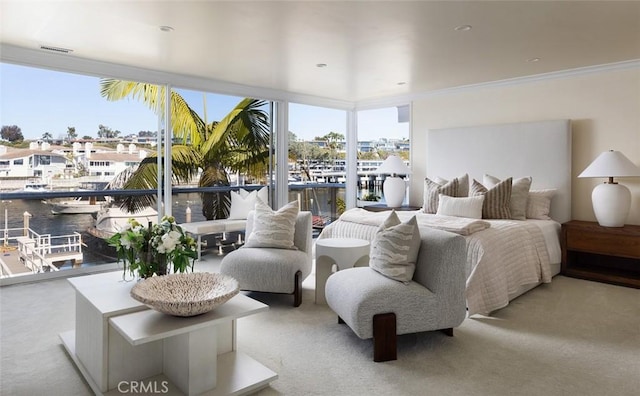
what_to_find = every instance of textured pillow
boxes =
[484,174,532,220]
[369,211,421,284]
[244,198,299,249]
[436,194,484,219]
[423,177,459,214]
[471,178,513,219]
[526,189,556,220]
[434,173,469,197]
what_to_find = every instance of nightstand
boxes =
[561,220,640,288]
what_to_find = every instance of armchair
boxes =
[220,211,312,307]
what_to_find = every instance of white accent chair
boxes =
[220,211,313,307]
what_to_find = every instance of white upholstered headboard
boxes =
[426,120,572,224]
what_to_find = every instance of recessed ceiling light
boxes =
[454,25,472,32]
[316,63,327,68]
[159,26,174,32]
[527,57,541,63]
[40,45,73,54]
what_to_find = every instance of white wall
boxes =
[410,67,640,225]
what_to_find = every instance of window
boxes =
[356,106,410,206]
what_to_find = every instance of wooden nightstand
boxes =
[561,220,640,288]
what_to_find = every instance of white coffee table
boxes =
[315,238,370,304]
[60,271,276,395]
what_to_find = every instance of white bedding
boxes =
[319,209,560,316]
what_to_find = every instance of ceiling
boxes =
[1,1,639,106]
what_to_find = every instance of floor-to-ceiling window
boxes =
[0,63,162,277]
[288,103,348,230]
[356,105,411,206]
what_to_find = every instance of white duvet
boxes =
[319,209,553,316]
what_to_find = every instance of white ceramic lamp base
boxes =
[383,177,406,208]
[591,182,631,227]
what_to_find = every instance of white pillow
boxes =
[527,189,556,220]
[436,194,484,219]
[244,198,299,249]
[228,187,269,220]
[238,186,268,203]
[369,211,421,284]
[228,190,257,220]
[484,174,532,220]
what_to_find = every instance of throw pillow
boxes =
[423,177,459,214]
[484,174,532,220]
[470,178,513,219]
[228,190,258,220]
[238,186,269,204]
[244,198,299,249]
[369,211,421,284]
[229,187,269,220]
[436,194,485,219]
[434,173,469,197]
[526,189,556,220]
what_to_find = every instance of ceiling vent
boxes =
[39,45,73,54]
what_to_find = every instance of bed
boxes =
[319,119,572,316]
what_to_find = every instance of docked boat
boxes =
[14,178,49,193]
[88,204,158,238]
[46,195,111,215]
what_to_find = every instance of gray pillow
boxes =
[423,177,459,214]
[435,173,469,197]
[369,211,421,284]
[244,198,299,249]
[484,174,532,220]
[471,178,512,219]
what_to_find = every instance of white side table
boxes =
[315,238,370,304]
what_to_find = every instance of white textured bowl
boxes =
[130,272,240,317]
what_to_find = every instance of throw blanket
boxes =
[339,208,491,236]
[320,209,552,316]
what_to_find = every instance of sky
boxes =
[0,62,408,142]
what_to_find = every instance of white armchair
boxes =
[220,211,312,307]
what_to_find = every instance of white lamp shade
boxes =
[578,150,640,178]
[376,155,411,176]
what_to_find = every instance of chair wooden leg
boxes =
[441,328,454,337]
[293,270,302,307]
[373,313,397,362]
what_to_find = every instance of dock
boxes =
[1,228,84,278]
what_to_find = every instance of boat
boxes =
[46,195,111,215]
[14,178,49,193]
[88,204,158,238]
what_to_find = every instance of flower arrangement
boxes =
[107,215,198,280]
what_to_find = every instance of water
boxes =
[1,193,210,266]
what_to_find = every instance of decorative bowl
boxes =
[130,272,240,317]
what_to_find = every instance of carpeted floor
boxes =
[1,255,638,396]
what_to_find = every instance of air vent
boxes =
[40,45,73,54]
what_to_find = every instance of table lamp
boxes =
[376,155,411,208]
[578,150,640,227]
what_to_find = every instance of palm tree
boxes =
[100,79,270,220]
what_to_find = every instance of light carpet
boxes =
[1,256,638,396]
